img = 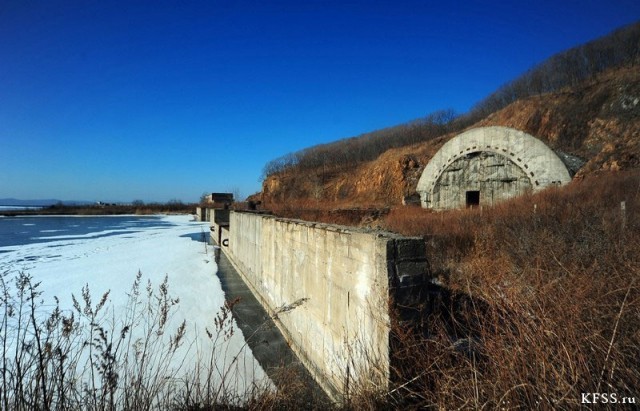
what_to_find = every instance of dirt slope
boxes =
[261,67,640,207]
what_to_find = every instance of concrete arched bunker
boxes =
[416,127,572,209]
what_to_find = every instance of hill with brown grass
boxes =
[256,22,640,213]
[253,65,640,408]
[254,69,640,407]
[244,24,640,409]
[260,65,640,210]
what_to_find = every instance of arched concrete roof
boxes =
[416,126,572,208]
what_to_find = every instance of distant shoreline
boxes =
[0,203,197,217]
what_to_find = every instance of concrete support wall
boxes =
[220,226,230,248]
[224,211,428,400]
[208,209,230,245]
[208,209,230,225]
[196,207,218,222]
[195,207,205,222]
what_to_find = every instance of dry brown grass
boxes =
[11,171,635,409]
[265,198,390,227]
[260,170,639,408]
[375,170,640,409]
[0,271,331,411]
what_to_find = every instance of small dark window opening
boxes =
[466,191,480,208]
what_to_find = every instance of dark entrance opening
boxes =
[466,190,480,208]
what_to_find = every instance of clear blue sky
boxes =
[1,1,639,203]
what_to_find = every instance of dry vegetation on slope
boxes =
[260,165,640,410]
[374,170,640,409]
[251,22,640,410]
[479,66,640,176]
[261,65,640,210]
[259,22,640,210]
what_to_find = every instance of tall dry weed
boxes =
[0,270,291,410]
[380,170,640,409]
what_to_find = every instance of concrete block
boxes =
[394,238,427,261]
[210,208,230,224]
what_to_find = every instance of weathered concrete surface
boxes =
[208,208,230,225]
[195,207,206,222]
[208,209,230,245]
[223,211,429,400]
[220,226,230,248]
[213,248,329,404]
[198,207,231,224]
[417,126,572,209]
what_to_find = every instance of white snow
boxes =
[0,214,269,396]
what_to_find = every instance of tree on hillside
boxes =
[470,22,640,119]
[261,108,461,180]
[261,22,640,181]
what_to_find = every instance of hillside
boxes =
[260,65,640,209]
[254,64,640,409]
[246,23,640,409]
[255,22,640,213]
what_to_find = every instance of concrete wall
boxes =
[223,211,428,400]
[208,209,230,245]
[417,126,572,209]
[199,207,231,224]
[208,208,230,225]
[195,207,206,222]
[220,226,230,249]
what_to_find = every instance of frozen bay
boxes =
[0,214,269,400]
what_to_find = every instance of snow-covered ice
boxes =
[0,214,269,395]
